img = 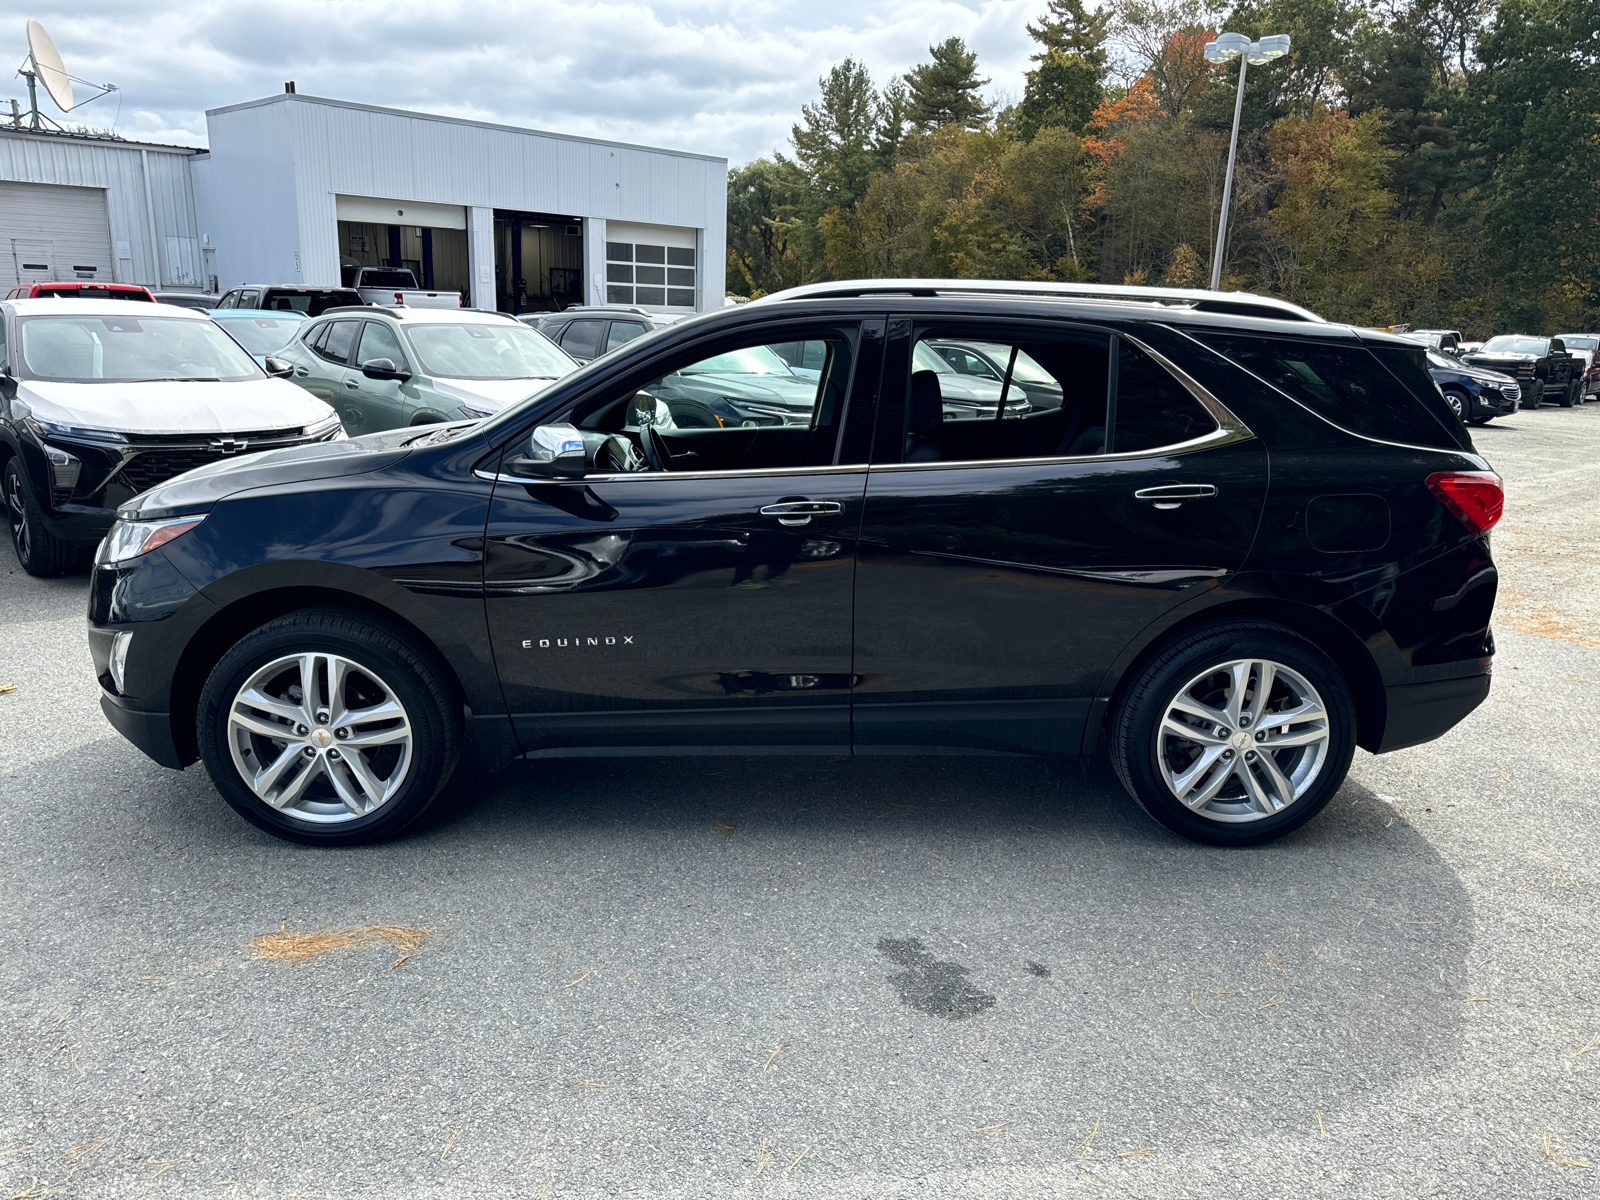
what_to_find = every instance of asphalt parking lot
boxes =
[3,404,1599,1199]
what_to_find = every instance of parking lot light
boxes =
[1205,31,1292,290]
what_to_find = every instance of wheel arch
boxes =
[1098,594,1388,755]
[168,584,471,767]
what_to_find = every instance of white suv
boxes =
[1,299,343,575]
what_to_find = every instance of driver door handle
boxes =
[1133,483,1217,509]
[759,500,844,527]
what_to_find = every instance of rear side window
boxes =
[1200,333,1461,449]
[1113,340,1216,453]
[319,320,358,364]
[560,319,605,358]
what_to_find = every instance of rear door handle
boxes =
[759,499,844,527]
[1134,483,1217,509]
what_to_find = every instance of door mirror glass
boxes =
[509,422,586,479]
[262,354,294,378]
[360,357,411,381]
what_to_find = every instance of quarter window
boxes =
[605,321,647,352]
[559,319,605,359]
[318,319,358,365]
[1113,340,1216,453]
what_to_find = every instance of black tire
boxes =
[197,608,461,845]
[1558,379,1577,408]
[1109,621,1357,847]
[1441,389,1468,422]
[1527,381,1545,407]
[5,457,81,577]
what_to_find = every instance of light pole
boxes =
[1203,32,1290,290]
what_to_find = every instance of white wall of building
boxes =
[194,94,727,311]
[0,129,203,290]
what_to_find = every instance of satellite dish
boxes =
[26,20,73,112]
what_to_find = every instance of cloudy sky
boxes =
[12,0,1053,165]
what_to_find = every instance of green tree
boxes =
[1017,50,1104,139]
[725,159,811,297]
[1347,18,1456,224]
[906,37,994,130]
[1026,0,1110,70]
[873,76,914,170]
[784,58,880,214]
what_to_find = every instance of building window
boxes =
[604,243,695,308]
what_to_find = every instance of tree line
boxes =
[725,0,1600,337]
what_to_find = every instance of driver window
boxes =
[572,333,856,474]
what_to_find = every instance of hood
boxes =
[429,376,562,411]
[19,376,334,435]
[673,372,820,410]
[1463,352,1535,366]
[121,424,438,520]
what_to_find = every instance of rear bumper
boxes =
[1375,672,1491,752]
[100,691,185,769]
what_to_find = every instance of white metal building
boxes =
[0,128,202,291]
[0,91,727,315]
[191,92,727,314]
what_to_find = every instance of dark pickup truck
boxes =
[1461,335,1581,407]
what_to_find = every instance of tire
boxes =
[1441,389,1468,422]
[5,457,80,577]
[1109,621,1357,847]
[1558,379,1577,408]
[197,608,461,845]
[1527,381,1545,407]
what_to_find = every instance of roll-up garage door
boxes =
[0,181,114,289]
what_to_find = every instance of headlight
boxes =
[25,418,127,445]
[303,412,345,440]
[97,514,207,565]
[109,631,132,693]
[43,444,81,491]
[458,402,497,420]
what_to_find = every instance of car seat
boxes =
[905,370,943,462]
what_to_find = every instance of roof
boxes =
[5,298,208,318]
[209,308,308,319]
[312,306,516,324]
[0,125,202,155]
[754,279,1326,323]
[233,284,360,292]
[205,92,726,165]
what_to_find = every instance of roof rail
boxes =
[751,279,1326,323]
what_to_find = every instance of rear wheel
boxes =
[1109,622,1356,846]
[5,458,80,577]
[197,609,461,845]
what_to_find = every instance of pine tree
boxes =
[906,37,993,131]
[873,76,913,170]
[786,58,880,213]
[1017,49,1103,140]
[1026,0,1109,71]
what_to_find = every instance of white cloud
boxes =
[12,0,1049,164]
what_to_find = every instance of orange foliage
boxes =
[1082,77,1161,206]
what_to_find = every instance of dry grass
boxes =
[1119,1148,1157,1157]
[249,924,429,963]
[1541,1131,1591,1168]
[440,1128,460,1159]
[763,1042,785,1073]
[1077,1118,1101,1158]
[784,1145,812,1174]
[1572,1034,1600,1058]
[974,1122,1012,1135]
[1314,1111,1328,1138]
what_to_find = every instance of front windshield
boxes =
[18,314,262,383]
[1482,336,1547,355]
[404,323,576,380]
[215,316,304,357]
[680,345,794,376]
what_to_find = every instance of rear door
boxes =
[852,316,1269,756]
[481,317,883,754]
[298,319,364,429]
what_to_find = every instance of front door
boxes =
[852,318,1269,755]
[483,318,883,754]
[344,319,413,432]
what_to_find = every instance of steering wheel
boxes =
[639,424,674,472]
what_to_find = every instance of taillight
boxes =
[1426,471,1503,536]
[394,291,405,305]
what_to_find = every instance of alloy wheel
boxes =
[6,470,29,564]
[1444,392,1465,419]
[226,652,414,823]
[1155,657,1331,823]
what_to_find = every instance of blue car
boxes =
[1418,345,1521,425]
[208,308,309,368]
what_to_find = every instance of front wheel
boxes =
[1441,389,1467,422]
[1559,379,1578,408]
[197,609,461,845]
[5,457,80,576]
[1109,622,1357,846]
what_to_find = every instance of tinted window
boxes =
[605,321,647,352]
[560,319,604,358]
[319,320,358,365]
[358,269,416,288]
[899,333,1109,463]
[1202,332,1461,449]
[1113,340,1216,453]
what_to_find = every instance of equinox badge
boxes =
[522,636,635,648]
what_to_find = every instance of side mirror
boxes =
[263,355,294,379]
[1550,339,1566,354]
[507,422,586,480]
[361,357,411,382]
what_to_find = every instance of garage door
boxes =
[0,181,113,289]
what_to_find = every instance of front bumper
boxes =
[99,691,185,769]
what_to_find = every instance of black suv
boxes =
[87,280,1501,848]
